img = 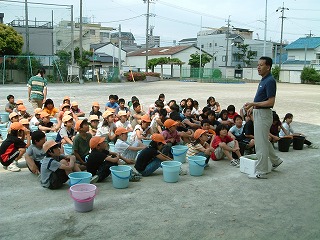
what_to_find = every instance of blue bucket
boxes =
[68,172,92,186]
[63,144,73,155]
[110,165,132,189]
[0,112,9,123]
[46,132,57,141]
[0,123,7,129]
[50,118,58,124]
[30,125,39,132]
[0,128,8,140]
[188,156,206,176]
[161,161,182,183]
[171,145,188,163]
[142,139,152,146]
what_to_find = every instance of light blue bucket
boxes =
[50,118,58,124]
[30,125,39,132]
[1,128,8,140]
[142,139,152,146]
[46,132,58,141]
[161,161,182,183]
[68,172,92,186]
[0,123,7,128]
[110,165,132,189]
[171,145,188,163]
[188,156,206,176]
[0,112,9,123]
[63,144,73,155]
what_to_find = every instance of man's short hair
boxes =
[7,94,14,101]
[260,56,273,69]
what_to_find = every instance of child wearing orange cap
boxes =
[38,112,55,133]
[40,140,80,189]
[187,129,215,167]
[130,101,146,129]
[73,119,91,166]
[71,101,85,117]
[88,115,100,136]
[130,114,152,143]
[89,102,102,119]
[135,133,172,176]
[114,127,146,163]
[17,105,32,121]
[0,122,27,172]
[43,99,59,117]
[56,115,76,145]
[96,110,116,143]
[115,111,133,132]
[29,108,42,128]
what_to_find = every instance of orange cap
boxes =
[63,96,70,100]
[141,114,151,123]
[61,103,70,109]
[9,112,18,119]
[164,119,178,129]
[89,136,106,149]
[118,110,127,116]
[40,111,50,118]
[16,100,23,105]
[43,140,60,153]
[34,108,42,114]
[151,134,166,145]
[106,107,115,113]
[63,110,72,116]
[62,115,73,122]
[71,101,78,107]
[75,119,88,131]
[19,118,29,125]
[92,102,100,107]
[115,127,129,136]
[102,110,113,118]
[10,122,25,131]
[17,105,26,111]
[89,115,99,121]
[193,129,207,140]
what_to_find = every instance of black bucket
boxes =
[278,137,291,152]
[293,135,305,150]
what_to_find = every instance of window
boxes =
[201,44,204,48]
[222,56,226,62]
[90,29,95,35]
[209,43,212,48]
[57,40,62,46]
[215,43,217,46]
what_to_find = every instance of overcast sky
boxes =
[1,0,319,45]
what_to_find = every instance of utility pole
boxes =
[276,2,289,70]
[79,0,83,80]
[118,24,122,80]
[71,5,74,65]
[25,0,29,54]
[304,31,314,66]
[144,0,151,73]
[263,0,268,56]
[199,17,202,80]
[225,16,231,68]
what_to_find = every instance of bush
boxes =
[145,72,160,77]
[125,72,146,81]
[301,67,320,84]
[271,66,280,82]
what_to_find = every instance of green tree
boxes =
[271,66,280,81]
[74,47,92,69]
[301,66,320,84]
[188,52,212,68]
[234,44,256,67]
[0,23,24,56]
[16,53,43,79]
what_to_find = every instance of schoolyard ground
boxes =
[0,80,319,240]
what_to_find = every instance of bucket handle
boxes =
[69,179,83,186]
[192,161,206,168]
[171,148,188,156]
[112,170,132,180]
[70,194,96,203]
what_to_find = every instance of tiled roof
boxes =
[127,45,194,57]
[285,37,320,50]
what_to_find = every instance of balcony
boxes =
[311,59,320,65]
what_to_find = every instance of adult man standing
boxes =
[244,56,283,179]
[27,68,47,109]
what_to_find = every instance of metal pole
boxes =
[79,0,83,80]
[71,5,74,65]
[25,0,29,54]
[225,16,230,68]
[145,0,150,72]
[263,0,267,56]
[199,17,202,80]
[51,10,54,55]
[118,24,122,80]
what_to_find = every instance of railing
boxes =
[8,20,53,29]
[310,59,320,65]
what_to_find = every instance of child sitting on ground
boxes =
[88,115,100,136]
[5,94,16,113]
[210,124,242,167]
[17,105,32,121]
[0,122,27,172]
[187,129,215,167]
[89,102,102,119]
[105,94,119,110]
[71,101,85,117]
[86,136,140,182]
[134,134,172,176]
[115,110,133,132]
[96,110,117,143]
[130,102,146,129]
[130,114,152,143]
[150,108,167,134]
[201,119,216,143]
[161,119,182,157]
[115,98,130,117]
[43,99,59,117]
[56,115,76,145]
[206,96,221,116]
[25,130,46,175]
[29,108,42,128]
[269,111,287,143]
[217,109,233,129]
[38,112,55,133]
[73,119,92,166]
[114,127,145,164]
[40,140,80,189]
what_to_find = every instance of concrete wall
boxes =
[280,70,302,83]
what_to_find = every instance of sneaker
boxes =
[248,174,268,179]
[204,163,210,169]
[129,174,141,182]
[308,144,319,149]
[272,159,283,170]
[90,175,99,184]
[7,162,21,172]
[230,159,240,167]
[179,169,188,175]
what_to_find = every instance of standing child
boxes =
[0,122,27,172]
[73,119,92,166]
[210,124,242,167]
[135,134,172,176]
[40,140,80,189]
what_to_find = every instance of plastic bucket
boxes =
[68,172,92,186]
[161,161,182,183]
[46,132,58,141]
[0,128,8,140]
[171,145,188,163]
[293,135,305,150]
[0,112,9,123]
[30,125,39,132]
[0,123,7,129]
[278,137,291,152]
[108,142,115,152]
[63,144,73,155]
[69,183,97,212]
[50,118,58,124]
[142,139,152,146]
[110,165,132,189]
[188,156,206,176]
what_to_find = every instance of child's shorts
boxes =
[214,141,235,160]
[48,169,69,189]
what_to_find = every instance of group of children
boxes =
[0,93,316,189]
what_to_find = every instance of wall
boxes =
[280,70,301,84]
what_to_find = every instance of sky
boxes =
[1,0,319,46]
